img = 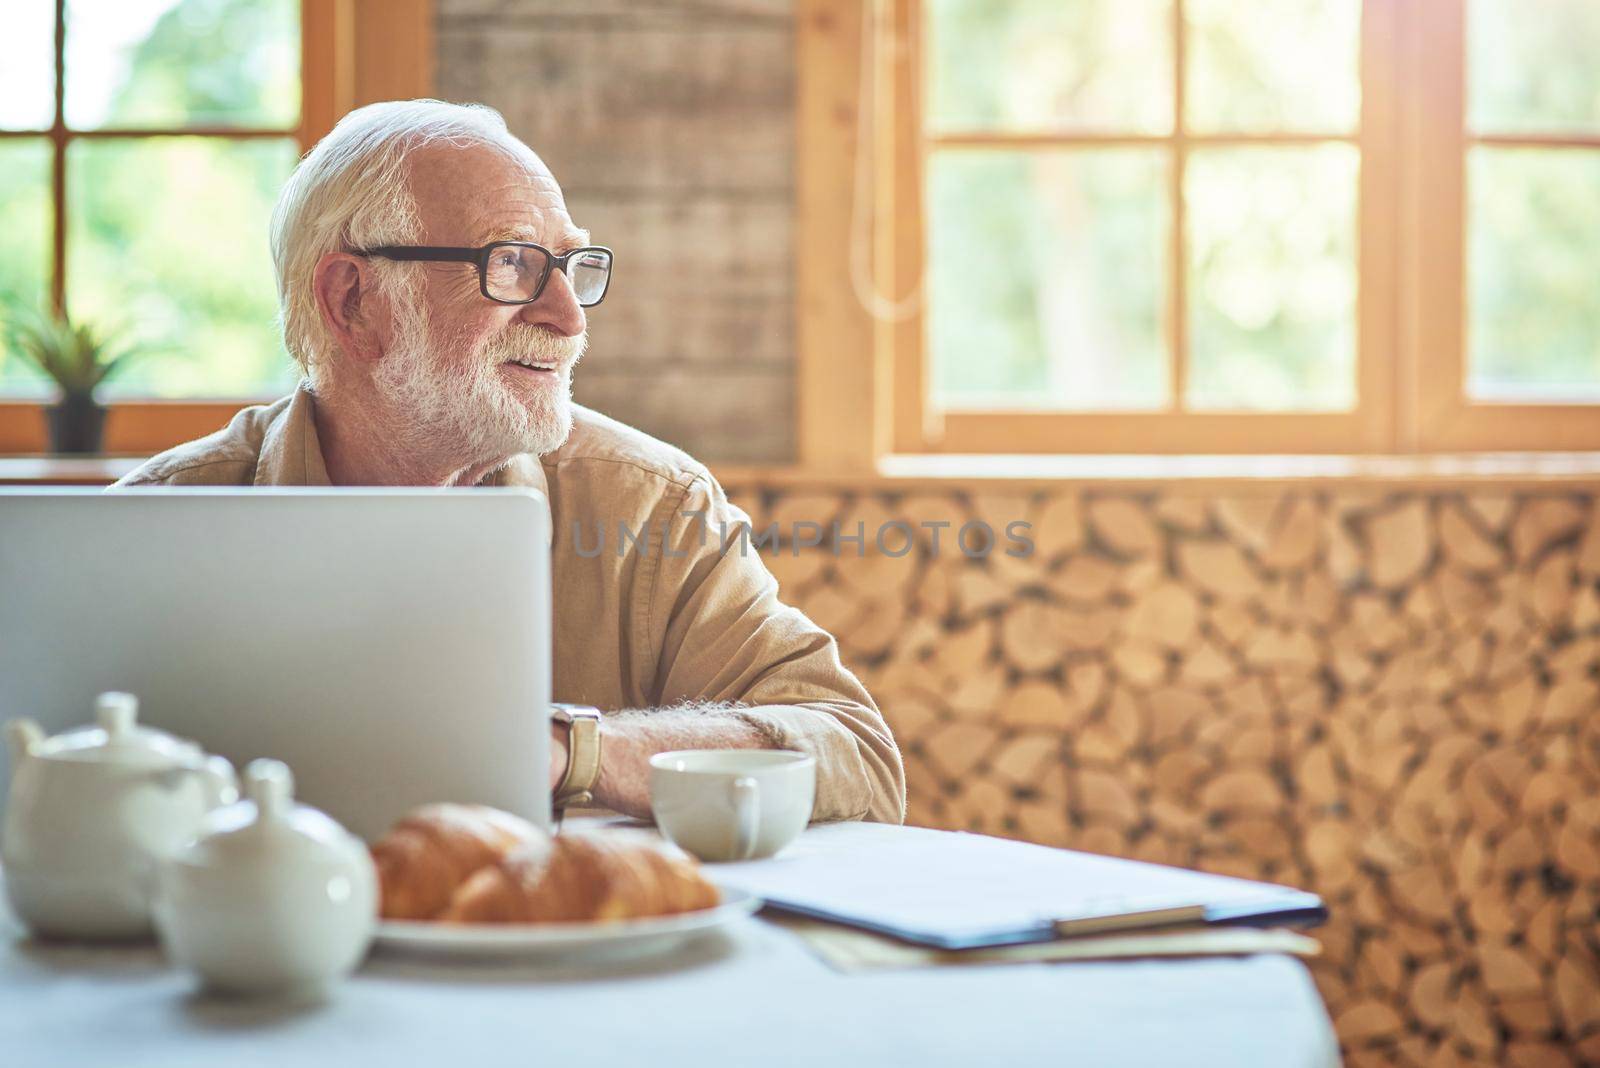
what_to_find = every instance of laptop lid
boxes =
[0,487,552,839]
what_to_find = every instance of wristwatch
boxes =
[551,703,603,809]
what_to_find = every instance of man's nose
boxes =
[517,267,587,337]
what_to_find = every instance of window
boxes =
[0,0,302,399]
[797,0,1600,459]
[0,0,434,454]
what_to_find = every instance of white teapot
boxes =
[154,758,377,999]
[2,692,237,940]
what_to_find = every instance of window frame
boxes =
[0,0,435,455]
[795,0,1600,467]
[1408,0,1600,451]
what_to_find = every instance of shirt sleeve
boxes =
[642,474,906,824]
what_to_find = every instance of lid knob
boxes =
[244,758,294,820]
[95,692,139,737]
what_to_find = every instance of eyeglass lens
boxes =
[484,245,611,306]
[566,249,612,306]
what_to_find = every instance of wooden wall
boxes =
[436,0,798,462]
[721,478,1600,1068]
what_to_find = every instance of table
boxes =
[0,824,1339,1067]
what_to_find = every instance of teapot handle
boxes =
[6,719,44,765]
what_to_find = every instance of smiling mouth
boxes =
[504,358,559,374]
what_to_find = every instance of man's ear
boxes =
[312,251,391,365]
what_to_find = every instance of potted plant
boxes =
[2,307,147,454]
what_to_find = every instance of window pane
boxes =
[67,138,299,397]
[1186,0,1360,134]
[928,150,1169,411]
[65,0,298,130]
[0,140,53,397]
[927,0,1172,134]
[1468,148,1600,401]
[1187,146,1358,411]
[1469,0,1600,134]
[0,2,56,130]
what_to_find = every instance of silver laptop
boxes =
[0,487,552,839]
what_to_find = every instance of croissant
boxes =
[440,832,721,924]
[371,803,546,920]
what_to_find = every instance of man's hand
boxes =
[545,706,768,819]
[587,705,766,821]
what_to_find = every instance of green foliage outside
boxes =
[928,150,1169,410]
[0,143,53,397]
[1467,0,1600,398]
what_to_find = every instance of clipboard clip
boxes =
[1051,902,1208,938]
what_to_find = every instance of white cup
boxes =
[649,750,816,862]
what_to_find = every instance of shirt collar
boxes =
[254,381,329,487]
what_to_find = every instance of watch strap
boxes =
[551,703,602,809]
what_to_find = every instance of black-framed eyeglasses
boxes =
[356,242,614,307]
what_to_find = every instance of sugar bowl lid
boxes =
[36,692,203,767]
[177,759,369,872]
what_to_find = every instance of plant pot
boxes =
[45,393,108,454]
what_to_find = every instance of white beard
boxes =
[372,299,585,461]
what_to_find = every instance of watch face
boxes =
[553,704,601,723]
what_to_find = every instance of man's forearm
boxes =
[555,704,766,820]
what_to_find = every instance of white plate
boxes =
[373,887,762,962]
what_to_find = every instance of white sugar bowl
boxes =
[153,759,377,999]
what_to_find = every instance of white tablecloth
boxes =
[0,825,1340,1068]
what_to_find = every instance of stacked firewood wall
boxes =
[723,482,1600,1068]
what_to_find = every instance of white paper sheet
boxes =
[704,823,1318,946]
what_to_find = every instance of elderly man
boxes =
[115,99,905,825]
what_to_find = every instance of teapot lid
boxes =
[40,692,202,767]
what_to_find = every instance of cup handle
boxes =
[728,776,761,861]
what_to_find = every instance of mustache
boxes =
[481,327,587,369]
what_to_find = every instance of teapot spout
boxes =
[5,719,44,766]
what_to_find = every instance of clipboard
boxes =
[705,823,1327,951]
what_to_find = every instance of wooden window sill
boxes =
[0,456,146,485]
[715,453,1600,488]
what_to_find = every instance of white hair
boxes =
[269,99,528,388]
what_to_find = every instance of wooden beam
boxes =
[353,0,436,108]
[1357,0,1402,452]
[795,0,883,471]
[302,0,435,152]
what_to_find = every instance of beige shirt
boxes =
[114,386,905,823]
